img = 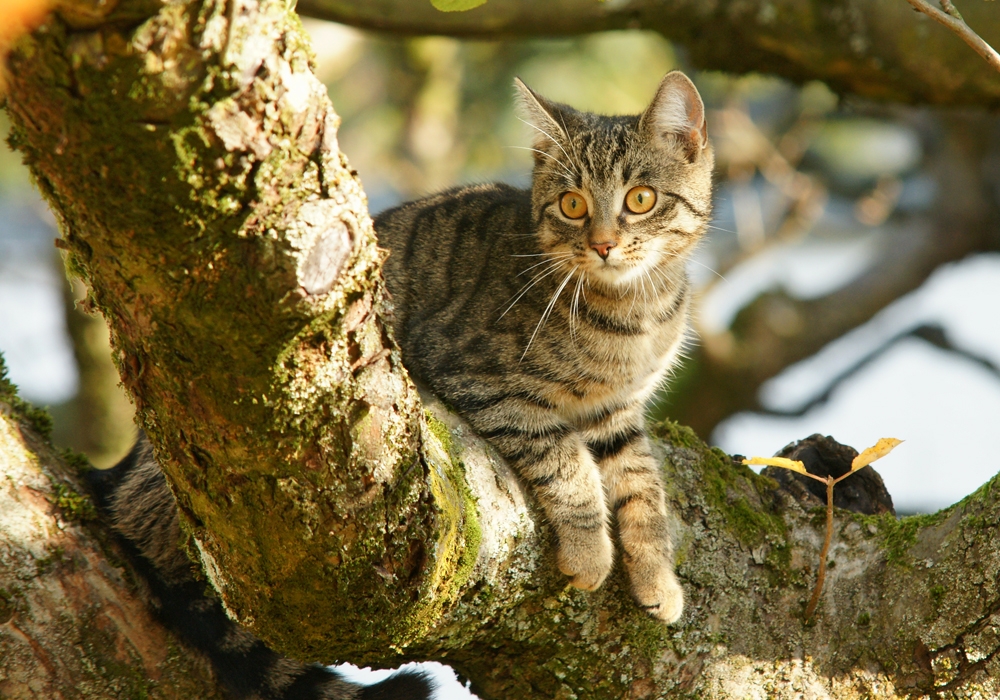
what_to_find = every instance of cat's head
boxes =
[515,72,714,290]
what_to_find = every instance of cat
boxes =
[375,71,713,622]
[86,70,711,698]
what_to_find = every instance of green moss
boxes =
[653,419,703,450]
[855,509,950,567]
[654,417,789,548]
[396,413,483,646]
[764,541,793,587]
[425,411,455,456]
[704,451,785,546]
[52,482,99,522]
[60,447,94,473]
[35,545,67,575]
[0,353,53,440]
[929,584,945,606]
[857,611,871,626]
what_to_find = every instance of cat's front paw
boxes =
[631,561,684,623]
[556,527,613,591]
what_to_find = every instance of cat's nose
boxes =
[590,241,616,260]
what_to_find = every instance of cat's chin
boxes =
[585,260,653,289]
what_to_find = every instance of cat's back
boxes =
[375,182,532,339]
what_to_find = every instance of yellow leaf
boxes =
[852,438,903,471]
[742,456,808,475]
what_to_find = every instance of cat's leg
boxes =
[586,408,683,623]
[481,420,613,590]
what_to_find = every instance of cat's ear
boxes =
[514,77,571,147]
[640,71,709,162]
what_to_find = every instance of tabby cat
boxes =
[88,71,711,698]
[376,71,713,622]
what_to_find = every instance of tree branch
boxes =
[297,0,1000,107]
[751,323,1000,419]
[0,388,226,697]
[904,0,1000,73]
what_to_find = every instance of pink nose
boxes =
[591,241,616,260]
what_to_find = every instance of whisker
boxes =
[570,273,585,343]
[498,262,566,320]
[521,266,577,362]
[705,224,738,235]
[510,251,574,258]
[508,146,576,180]
[515,253,575,278]
[626,277,639,320]
[516,117,577,176]
[643,269,657,304]
[558,112,583,164]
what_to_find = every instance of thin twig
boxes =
[804,477,835,620]
[904,0,1000,73]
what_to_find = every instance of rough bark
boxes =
[296,0,1000,108]
[0,372,225,698]
[3,1,1000,698]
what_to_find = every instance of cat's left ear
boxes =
[640,71,709,162]
[514,77,571,146]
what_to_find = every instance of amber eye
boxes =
[559,192,588,219]
[625,186,656,214]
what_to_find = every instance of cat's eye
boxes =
[625,186,656,214]
[559,192,588,219]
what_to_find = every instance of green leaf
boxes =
[430,0,487,11]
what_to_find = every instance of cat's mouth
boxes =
[582,251,658,288]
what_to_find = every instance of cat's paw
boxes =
[556,528,614,591]
[631,562,684,623]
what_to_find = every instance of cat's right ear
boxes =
[640,71,709,163]
[514,77,571,148]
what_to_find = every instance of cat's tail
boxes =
[85,434,434,700]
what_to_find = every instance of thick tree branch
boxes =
[4,0,443,662]
[0,390,226,697]
[297,0,1000,107]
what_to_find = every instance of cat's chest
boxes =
[543,320,685,419]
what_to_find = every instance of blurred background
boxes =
[3,21,1000,549]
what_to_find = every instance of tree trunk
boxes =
[3,1,1000,698]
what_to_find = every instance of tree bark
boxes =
[296,0,1000,108]
[0,374,225,698]
[4,1,1000,698]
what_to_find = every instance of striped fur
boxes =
[87,437,434,700]
[376,72,714,622]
